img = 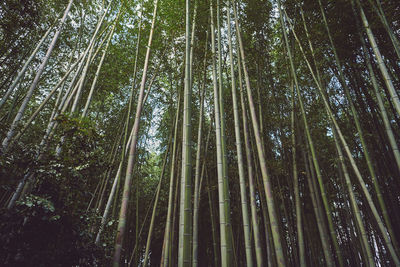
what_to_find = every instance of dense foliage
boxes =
[1,0,400,266]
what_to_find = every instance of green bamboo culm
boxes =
[277,2,341,266]
[177,0,193,265]
[233,1,286,265]
[284,7,400,265]
[226,0,253,266]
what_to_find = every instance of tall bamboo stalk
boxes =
[289,76,305,267]
[284,8,400,264]
[143,135,172,266]
[177,0,193,265]
[226,1,253,266]
[277,3,342,266]
[192,30,207,267]
[216,2,234,263]
[210,1,231,265]
[237,40,264,267]
[332,128,375,266]
[233,1,286,265]
[0,26,54,110]
[1,0,74,153]
[354,0,400,117]
[161,93,181,267]
[112,0,158,265]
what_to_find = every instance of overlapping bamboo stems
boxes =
[354,0,400,117]
[96,63,158,242]
[277,2,342,266]
[332,127,375,265]
[367,0,400,61]
[0,26,54,110]
[82,10,121,117]
[317,2,399,257]
[112,0,159,264]
[5,1,76,209]
[226,1,253,266]
[8,54,85,149]
[210,1,232,265]
[356,21,400,172]
[236,34,264,267]
[87,126,123,212]
[351,9,400,250]
[192,28,207,267]
[35,22,117,176]
[95,1,144,245]
[70,1,113,114]
[127,171,167,266]
[55,3,115,156]
[161,92,181,267]
[7,11,116,144]
[283,8,400,265]
[302,142,333,266]
[143,134,172,266]
[1,0,74,152]
[216,2,234,264]
[289,76,305,267]
[10,20,114,149]
[297,8,342,266]
[233,1,285,265]
[321,1,400,257]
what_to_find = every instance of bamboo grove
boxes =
[1,0,400,266]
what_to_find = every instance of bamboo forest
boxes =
[1,0,400,266]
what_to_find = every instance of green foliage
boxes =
[0,194,106,266]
